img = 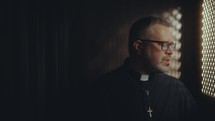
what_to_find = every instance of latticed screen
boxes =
[201,0,215,97]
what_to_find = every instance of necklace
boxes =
[146,90,153,118]
[127,73,155,118]
[138,81,153,118]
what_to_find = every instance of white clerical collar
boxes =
[140,74,149,81]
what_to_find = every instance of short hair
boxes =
[128,16,171,55]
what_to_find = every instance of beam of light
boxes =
[162,7,182,79]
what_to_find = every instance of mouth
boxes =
[163,58,171,65]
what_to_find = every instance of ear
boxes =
[133,40,143,54]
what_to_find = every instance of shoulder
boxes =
[95,66,126,82]
[158,73,184,85]
[156,73,191,93]
[158,73,195,96]
[89,66,126,89]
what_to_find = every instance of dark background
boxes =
[1,0,214,121]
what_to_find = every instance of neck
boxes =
[128,56,149,74]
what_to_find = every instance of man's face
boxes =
[142,23,175,73]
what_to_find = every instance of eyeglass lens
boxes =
[161,43,176,51]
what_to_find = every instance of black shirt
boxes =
[87,60,198,121]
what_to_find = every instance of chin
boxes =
[155,65,170,73]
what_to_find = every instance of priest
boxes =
[87,16,199,121]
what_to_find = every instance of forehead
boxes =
[148,23,174,42]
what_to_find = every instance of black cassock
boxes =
[87,60,199,121]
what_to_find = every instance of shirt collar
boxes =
[140,74,149,81]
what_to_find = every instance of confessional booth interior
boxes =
[1,0,215,120]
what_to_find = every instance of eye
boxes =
[162,42,169,47]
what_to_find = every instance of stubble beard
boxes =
[145,57,171,73]
[154,62,171,73]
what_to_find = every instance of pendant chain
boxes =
[146,90,153,118]
[126,73,155,118]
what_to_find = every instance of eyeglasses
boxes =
[139,39,176,51]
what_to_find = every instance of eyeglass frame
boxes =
[139,39,176,51]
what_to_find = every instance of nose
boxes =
[165,47,173,55]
